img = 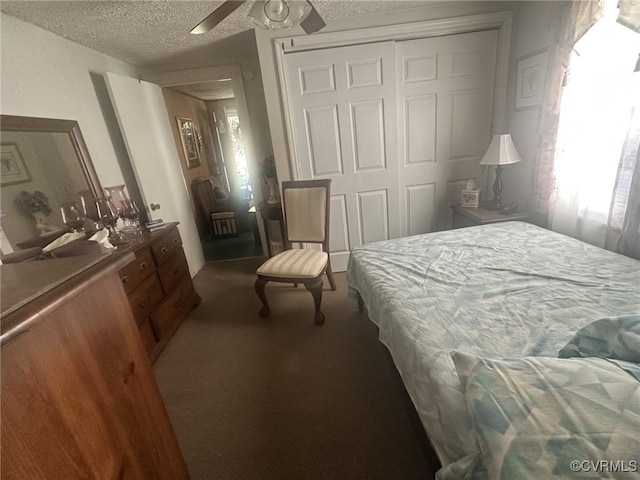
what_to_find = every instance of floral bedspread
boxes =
[346,222,640,466]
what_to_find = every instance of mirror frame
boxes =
[0,114,103,199]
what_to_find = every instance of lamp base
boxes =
[485,200,504,211]
[486,165,504,211]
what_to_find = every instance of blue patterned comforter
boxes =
[346,222,640,466]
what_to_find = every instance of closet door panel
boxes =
[286,41,398,271]
[303,105,343,175]
[397,30,498,233]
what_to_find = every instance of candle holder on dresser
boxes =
[120,199,141,229]
[60,201,85,233]
[79,190,102,230]
[95,197,120,240]
[104,185,128,214]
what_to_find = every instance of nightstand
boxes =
[451,205,531,229]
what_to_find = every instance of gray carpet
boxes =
[153,257,440,479]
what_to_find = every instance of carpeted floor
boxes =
[153,257,441,479]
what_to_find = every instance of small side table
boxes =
[258,201,286,257]
[451,205,531,229]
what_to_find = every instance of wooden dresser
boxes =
[1,252,190,479]
[116,222,200,363]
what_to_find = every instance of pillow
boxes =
[559,315,640,363]
[453,352,640,480]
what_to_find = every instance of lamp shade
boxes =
[248,0,312,30]
[479,134,522,166]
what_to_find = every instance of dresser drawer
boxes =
[127,273,164,326]
[118,248,155,293]
[138,318,159,357]
[158,248,189,294]
[149,275,195,340]
[151,229,183,266]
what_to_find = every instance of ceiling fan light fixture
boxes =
[264,0,289,22]
[248,0,312,30]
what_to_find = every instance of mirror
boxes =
[0,115,103,251]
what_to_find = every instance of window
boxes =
[552,0,640,246]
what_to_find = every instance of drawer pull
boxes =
[121,275,129,284]
[172,238,180,245]
[161,246,169,254]
[138,295,150,310]
[173,293,184,309]
[139,262,148,270]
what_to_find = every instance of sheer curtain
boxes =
[531,0,603,223]
[550,0,640,257]
[608,99,640,258]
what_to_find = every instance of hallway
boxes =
[201,230,263,261]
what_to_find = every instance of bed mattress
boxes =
[346,222,640,465]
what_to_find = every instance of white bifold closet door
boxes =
[284,29,498,271]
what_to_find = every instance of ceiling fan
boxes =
[191,0,326,35]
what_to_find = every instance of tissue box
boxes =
[461,190,480,207]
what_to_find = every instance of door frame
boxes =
[142,65,261,203]
[274,10,513,182]
[141,65,269,253]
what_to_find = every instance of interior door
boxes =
[285,41,399,271]
[396,30,498,233]
[104,72,205,275]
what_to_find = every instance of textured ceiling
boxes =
[1,0,425,67]
[173,80,236,100]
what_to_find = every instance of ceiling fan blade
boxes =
[300,2,325,34]
[191,0,248,34]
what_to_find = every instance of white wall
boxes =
[503,1,560,211]
[0,13,137,189]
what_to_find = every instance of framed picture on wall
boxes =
[1,143,31,186]
[515,50,548,109]
[176,117,201,169]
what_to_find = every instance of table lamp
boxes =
[479,134,522,210]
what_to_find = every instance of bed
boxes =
[347,222,640,478]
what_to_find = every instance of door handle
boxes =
[150,203,161,211]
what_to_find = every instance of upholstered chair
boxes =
[255,179,336,324]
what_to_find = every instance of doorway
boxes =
[203,98,263,261]
[149,65,265,262]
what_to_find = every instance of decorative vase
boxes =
[104,184,128,215]
[32,211,62,236]
[266,177,279,204]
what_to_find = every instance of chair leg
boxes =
[255,278,270,317]
[305,279,325,325]
[326,260,337,291]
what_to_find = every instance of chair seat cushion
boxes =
[257,249,328,279]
